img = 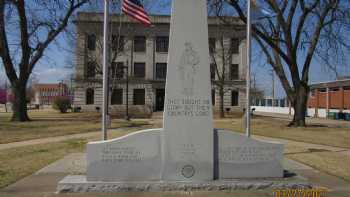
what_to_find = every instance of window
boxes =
[280,99,285,107]
[86,61,96,78]
[267,99,273,106]
[134,62,145,78]
[156,36,169,52]
[112,35,124,52]
[343,86,350,90]
[231,90,239,106]
[87,34,96,51]
[111,62,124,79]
[230,64,239,80]
[86,88,94,105]
[212,90,215,106]
[330,87,339,92]
[111,89,123,105]
[231,38,239,54]
[319,88,327,93]
[310,90,315,97]
[210,64,216,80]
[156,63,167,79]
[133,89,145,105]
[134,36,146,52]
[209,37,216,53]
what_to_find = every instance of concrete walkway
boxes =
[0,132,100,151]
[0,128,129,151]
[2,153,350,197]
[254,111,350,127]
[255,135,349,153]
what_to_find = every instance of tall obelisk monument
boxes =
[162,0,214,181]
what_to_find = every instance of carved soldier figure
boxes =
[177,42,200,96]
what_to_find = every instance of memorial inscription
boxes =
[86,129,162,181]
[101,146,143,163]
[166,98,210,117]
[219,146,281,163]
[217,130,284,178]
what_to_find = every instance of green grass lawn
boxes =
[0,110,152,144]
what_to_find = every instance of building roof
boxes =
[310,79,350,89]
[75,12,245,26]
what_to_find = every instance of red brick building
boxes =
[33,83,68,105]
[308,78,350,116]
[0,89,6,104]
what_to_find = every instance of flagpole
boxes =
[246,0,252,137]
[102,0,110,140]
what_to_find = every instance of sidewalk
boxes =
[0,128,129,151]
[0,132,100,151]
[2,153,350,197]
[254,111,350,127]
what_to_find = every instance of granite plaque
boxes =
[87,129,161,181]
[216,130,284,178]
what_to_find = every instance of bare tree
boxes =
[0,0,90,121]
[210,36,234,118]
[215,0,350,126]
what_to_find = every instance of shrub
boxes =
[52,97,71,113]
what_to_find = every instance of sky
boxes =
[0,0,349,98]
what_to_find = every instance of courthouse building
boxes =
[73,13,247,117]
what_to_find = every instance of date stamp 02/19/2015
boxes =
[273,188,327,197]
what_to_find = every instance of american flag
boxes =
[122,0,151,26]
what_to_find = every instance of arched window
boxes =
[86,88,94,105]
[86,61,96,78]
[231,90,239,106]
[87,34,96,51]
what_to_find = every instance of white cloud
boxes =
[33,66,73,83]
[0,65,72,84]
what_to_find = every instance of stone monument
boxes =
[58,0,288,192]
[161,0,214,181]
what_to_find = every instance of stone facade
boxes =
[74,13,247,117]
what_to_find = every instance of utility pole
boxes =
[252,72,256,106]
[125,60,130,121]
[70,75,74,103]
[60,79,64,96]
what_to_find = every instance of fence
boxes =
[252,106,350,118]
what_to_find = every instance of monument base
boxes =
[57,175,312,193]
[86,129,284,181]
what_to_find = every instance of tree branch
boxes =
[301,1,337,82]
[28,0,89,73]
[0,1,18,82]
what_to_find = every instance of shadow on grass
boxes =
[284,170,297,178]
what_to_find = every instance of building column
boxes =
[340,87,344,112]
[326,87,330,117]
